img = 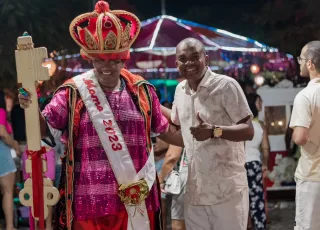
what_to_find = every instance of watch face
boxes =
[214,128,222,137]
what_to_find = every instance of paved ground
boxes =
[267,201,295,230]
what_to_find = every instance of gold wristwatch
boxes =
[212,126,223,138]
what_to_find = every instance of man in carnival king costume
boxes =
[18,1,183,229]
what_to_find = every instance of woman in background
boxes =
[0,91,21,230]
[245,93,269,230]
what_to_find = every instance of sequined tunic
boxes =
[43,80,168,220]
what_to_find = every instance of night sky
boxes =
[126,0,265,38]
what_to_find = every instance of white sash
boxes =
[73,70,156,230]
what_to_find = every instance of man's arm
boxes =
[208,79,253,142]
[149,88,183,146]
[289,94,311,146]
[40,112,49,138]
[158,125,184,147]
[19,88,70,141]
[190,114,254,142]
[217,116,254,141]
[157,102,183,146]
[160,104,181,128]
[260,121,270,170]
[292,127,309,146]
[158,145,183,184]
[160,105,171,122]
[19,93,49,138]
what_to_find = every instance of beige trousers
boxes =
[295,178,320,230]
[184,188,249,230]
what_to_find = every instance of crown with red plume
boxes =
[69,1,140,60]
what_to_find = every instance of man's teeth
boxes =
[102,72,111,75]
[186,69,196,72]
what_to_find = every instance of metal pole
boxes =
[161,0,166,15]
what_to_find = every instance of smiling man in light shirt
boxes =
[166,38,254,230]
[290,41,320,230]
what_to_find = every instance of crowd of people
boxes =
[0,1,320,230]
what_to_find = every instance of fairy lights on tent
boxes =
[53,15,283,60]
[56,66,220,73]
[149,19,164,49]
[50,14,293,80]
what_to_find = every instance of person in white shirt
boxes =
[245,93,269,230]
[290,41,320,230]
[163,38,254,230]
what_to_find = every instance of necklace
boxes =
[105,78,125,122]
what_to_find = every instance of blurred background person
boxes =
[153,136,169,229]
[154,89,170,229]
[0,91,21,230]
[9,87,26,185]
[245,92,270,230]
[159,145,187,230]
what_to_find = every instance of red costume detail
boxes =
[27,146,47,228]
[72,210,157,230]
[69,0,141,61]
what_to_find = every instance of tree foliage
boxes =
[0,0,141,88]
[249,0,320,56]
[0,0,87,87]
[181,0,320,57]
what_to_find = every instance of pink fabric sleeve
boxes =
[42,88,69,131]
[149,86,169,134]
[42,88,69,144]
[0,108,6,126]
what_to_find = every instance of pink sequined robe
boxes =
[42,77,168,223]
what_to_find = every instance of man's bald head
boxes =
[175,38,209,82]
[176,38,206,56]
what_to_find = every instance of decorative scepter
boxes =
[15,32,60,229]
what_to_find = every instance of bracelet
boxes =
[210,126,216,138]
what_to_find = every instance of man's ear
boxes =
[175,60,179,69]
[205,55,209,66]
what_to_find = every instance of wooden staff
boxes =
[15,32,59,229]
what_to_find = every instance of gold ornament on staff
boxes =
[15,32,60,229]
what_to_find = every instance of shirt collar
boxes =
[183,67,213,95]
[308,78,320,86]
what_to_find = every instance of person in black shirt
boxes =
[10,104,26,143]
